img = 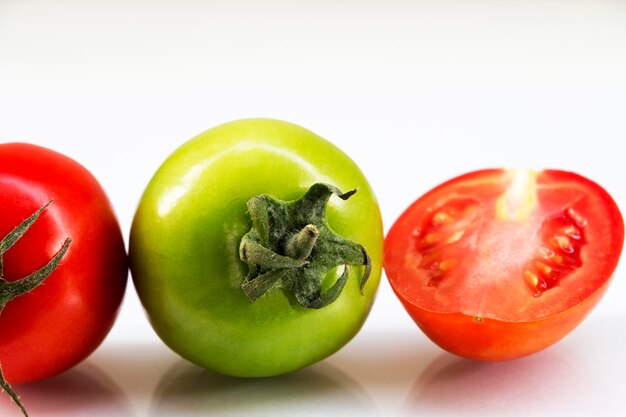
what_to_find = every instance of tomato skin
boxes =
[385,169,623,360]
[0,143,128,384]
[130,119,383,377]
[395,281,610,361]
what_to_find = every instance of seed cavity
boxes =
[563,225,581,240]
[413,198,481,287]
[422,232,441,246]
[539,246,554,259]
[438,259,456,272]
[445,230,465,245]
[535,261,552,275]
[567,207,588,228]
[524,207,587,297]
[433,211,452,225]
[554,235,574,254]
[525,271,539,287]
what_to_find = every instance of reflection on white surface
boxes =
[0,316,625,416]
[0,363,131,417]
[150,359,376,416]
[402,317,626,417]
[324,316,626,417]
[407,349,587,417]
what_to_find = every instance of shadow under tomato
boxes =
[325,328,435,394]
[150,359,378,416]
[0,362,132,417]
[404,343,601,417]
[86,341,181,405]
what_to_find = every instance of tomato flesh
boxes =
[385,169,623,360]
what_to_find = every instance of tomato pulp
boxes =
[384,169,623,360]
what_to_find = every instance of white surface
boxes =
[2,319,626,417]
[1,0,626,416]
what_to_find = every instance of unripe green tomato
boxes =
[130,119,383,376]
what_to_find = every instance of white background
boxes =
[1,0,626,416]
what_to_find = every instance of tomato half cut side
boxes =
[384,169,624,360]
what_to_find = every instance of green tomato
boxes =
[130,119,383,377]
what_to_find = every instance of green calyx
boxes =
[0,201,71,417]
[239,183,371,309]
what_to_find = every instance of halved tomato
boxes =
[384,169,624,360]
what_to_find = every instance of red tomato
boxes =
[384,169,624,360]
[0,143,127,384]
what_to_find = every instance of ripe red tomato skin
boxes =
[0,143,127,384]
[384,169,623,361]
[394,281,609,361]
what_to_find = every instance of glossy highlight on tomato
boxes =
[130,119,383,377]
[384,169,624,360]
[0,143,128,384]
